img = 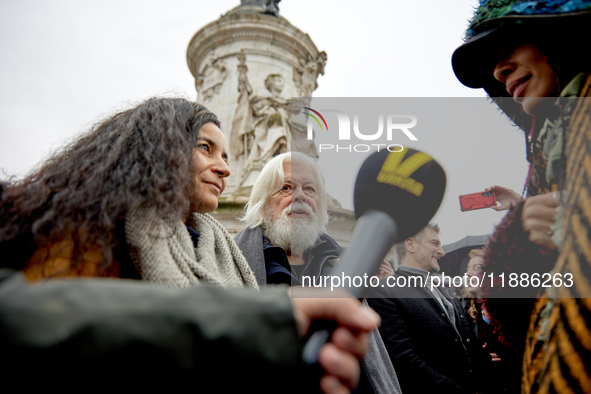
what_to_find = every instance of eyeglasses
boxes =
[277,181,317,197]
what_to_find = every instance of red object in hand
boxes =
[459,190,497,212]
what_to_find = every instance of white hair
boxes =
[241,152,329,231]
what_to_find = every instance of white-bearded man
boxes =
[235,152,339,286]
[235,152,400,394]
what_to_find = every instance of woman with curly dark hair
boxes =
[0,96,379,394]
[0,96,258,289]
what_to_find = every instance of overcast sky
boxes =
[0,0,529,245]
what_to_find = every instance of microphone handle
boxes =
[302,210,398,364]
[330,210,398,299]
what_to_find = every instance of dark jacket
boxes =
[0,269,316,392]
[368,267,493,394]
[234,225,340,286]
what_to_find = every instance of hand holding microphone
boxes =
[302,148,446,364]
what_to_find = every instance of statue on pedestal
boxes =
[229,52,291,190]
[248,73,291,162]
[230,53,290,163]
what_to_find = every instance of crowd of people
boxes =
[1,0,590,393]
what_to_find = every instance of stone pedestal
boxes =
[187,3,358,252]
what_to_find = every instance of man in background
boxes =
[369,224,493,394]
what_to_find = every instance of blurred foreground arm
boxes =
[0,270,375,393]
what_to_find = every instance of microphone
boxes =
[302,148,446,364]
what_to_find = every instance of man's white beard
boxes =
[264,202,323,255]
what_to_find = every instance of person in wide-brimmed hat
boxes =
[452,1,591,393]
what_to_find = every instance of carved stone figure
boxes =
[247,73,291,162]
[196,57,228,103]
[230,51,253,158]
[293,52,327,97]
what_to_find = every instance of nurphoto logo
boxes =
[305,108,419,153]
[303,107,329,132]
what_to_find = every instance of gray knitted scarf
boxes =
[125,208,259,290]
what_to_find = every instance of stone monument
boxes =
[186,1,355,244]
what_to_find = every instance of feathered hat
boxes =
[452,0,591,91]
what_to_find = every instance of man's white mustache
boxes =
[283,202,314,217]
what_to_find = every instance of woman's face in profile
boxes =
[189,122,231,214]
[492,42,560,115]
